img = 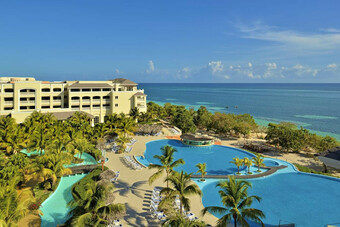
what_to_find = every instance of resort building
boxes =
[0,77,147,124]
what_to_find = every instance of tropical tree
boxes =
[202,176,265,227]
[69,182,125,226]
[196,163,207,181]
[0,184,32,227]
[0,117,26,155]
[115,135,130,154]
[252,155,265,173]
[243,157,253,174]
[69,138,94,160]
[229,157,243,175]
[129,107,140,122]
[162,213,206,227]
[68,111,92,138]
[161,171,202,214]
[118,117,137,137]
[148,145,185,188]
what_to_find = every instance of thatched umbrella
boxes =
[99,169,116,180]
[104,193,116,206]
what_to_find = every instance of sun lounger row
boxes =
[127,138,137,146]
[110,171,120,183]
[123,156,143,170]
[108,219,122,227]
[150,187,167,221]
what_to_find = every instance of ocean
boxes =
[138,83,340,141]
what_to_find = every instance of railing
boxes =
[4,101,13,104]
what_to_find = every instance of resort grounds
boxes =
[101,128,338,227]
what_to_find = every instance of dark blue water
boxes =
[139,83,340,140]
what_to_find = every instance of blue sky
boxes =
[1,0,340,83]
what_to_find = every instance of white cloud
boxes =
[248,62,252,67]
[235,22,340,53]
[326,63,339,70]
[208,61,224,74]
[320,28,340,33]
[176,67,192,79]
[146,60,155,73]
[114,69,122,75]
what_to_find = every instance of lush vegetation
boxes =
[0,111,137,225]
[266,122,339,153]
[202,176,265,227]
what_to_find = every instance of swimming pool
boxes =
[40,174,87,227]
[144,139,340,226]
[144,139,260,175]
[40,152,97,226]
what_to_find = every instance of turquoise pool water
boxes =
[40,174,87,227]
[20,149,45,156]
[144,139,258,175]
[40,152,97,226]
[144,139,340,226]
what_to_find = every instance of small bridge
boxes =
[191,165,287,179]
[67,164,98,175]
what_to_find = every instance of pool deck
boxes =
[191,165,287,179]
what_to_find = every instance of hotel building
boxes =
[0,77,147,124]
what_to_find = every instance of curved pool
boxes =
[40,153,97,226]
[144,139,340,226]
[144,139,256,175]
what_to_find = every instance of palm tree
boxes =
[115,135,130,154]
[252,155,265,173]
[162,213,206,227]
[0,184,31,227]
[68,111,92,138]
[118,117,137,137]
[69,182,125,226]
[229,157,243,175]
[243,157,253,174]
[0,116,25,155]
[161,171,202,214]
[202,176,265,227]
[196,163,207,181]
[129,107,140,122]
[148,145,185,188]
[69,138,94,160]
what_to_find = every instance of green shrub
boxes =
[294,163,336,177]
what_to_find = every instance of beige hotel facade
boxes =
[0,77,147,124]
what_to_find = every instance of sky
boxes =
[0,0,340,83]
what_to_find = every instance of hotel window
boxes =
[53,105,62,108]
[92,88,101,92]
[4,107,13,110]
[42,96,50,100]
[53,96,61,100]
[53,88,62,92]
[42,88,50,92]
[71,97,80,100]
[118,88,122,91]
[82,88,91,92]
[5,88,13,93]
[115,104,118,107]
[82,96,90,101]
[93,96,100,100]
[103,88,111,92]
[103,103,110,107]
[70,89,80,92]
[29,106,35,109]
[4,97,13,101]
[29,97,35,101]
[42,106,50,109]
[20,97,27,101]
[71,105,80,109]
[113,88,116,91]
[115,96,118,99]
[20,106,28,110]
[94,116,100,124]
[103,96,110,100]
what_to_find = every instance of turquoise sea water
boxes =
[139,83,340,141]
[143,140,340,227]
